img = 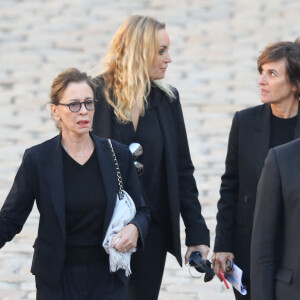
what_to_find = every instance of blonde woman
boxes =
[92,15,210,300]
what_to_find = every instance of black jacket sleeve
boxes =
[214,112,239,252]
[172,89,210,247]
[0,150,36,248]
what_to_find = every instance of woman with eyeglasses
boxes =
[0,68,150,300]
[92,15,210,300]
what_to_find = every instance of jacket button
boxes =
[244,196,248,203]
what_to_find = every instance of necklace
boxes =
[63,143,92,158]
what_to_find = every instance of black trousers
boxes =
[36,259,128,300]
[128,222,171,300]
[233,278,251,300]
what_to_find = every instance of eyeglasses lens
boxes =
[85,101,95,111]
[69,101,95,112]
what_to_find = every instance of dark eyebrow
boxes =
[68,97,93,102]
[260,66,279,75]
[268,68,279,74]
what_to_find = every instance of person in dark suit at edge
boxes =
[0,68,150,300]
[92,15,210,300]
[251,133,300,299]
[213,38,300,299]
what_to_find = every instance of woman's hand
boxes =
[185,244,210,264]
[111,224,139,253]
[212,252,234,281]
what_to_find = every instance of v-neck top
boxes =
[270,114,297,148]
[111,92,170,224]
[62,148,107,264]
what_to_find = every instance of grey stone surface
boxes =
[1,0,299,299]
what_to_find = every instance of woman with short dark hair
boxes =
[213,38,300,300]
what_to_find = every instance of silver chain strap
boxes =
[108,139,124,199]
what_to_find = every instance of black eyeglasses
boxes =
[57,100,97,113]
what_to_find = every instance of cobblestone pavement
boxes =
[0,0,299,299]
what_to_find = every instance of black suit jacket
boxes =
[214,103,300,278]
[92,80,210,266]
[0,134,149,287]
[251,138,300,300]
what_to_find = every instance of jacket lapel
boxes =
[92,136,118,238]
[45,135,66,237]
[155,88,181,216]
[252,104,271,181]
[155,89,176,165]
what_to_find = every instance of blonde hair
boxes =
[94,15,175,123]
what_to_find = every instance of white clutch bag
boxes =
[102,139,136,276]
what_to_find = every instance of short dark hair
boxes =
[50,68,95,105]
[257,38,300,99]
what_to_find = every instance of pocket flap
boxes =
[275,267,293,284]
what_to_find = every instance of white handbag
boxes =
[102,139,136,276]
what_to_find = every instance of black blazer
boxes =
[251,138,300,300]
[214,103,300,278]
[0,134,150,287]
[92,80,210,266]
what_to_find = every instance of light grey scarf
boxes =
[102,190,136,276]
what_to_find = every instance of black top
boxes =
[112,96,169,224]
[270,114,297,148]
[62,148,107,264]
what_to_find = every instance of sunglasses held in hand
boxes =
[188,251,215,282]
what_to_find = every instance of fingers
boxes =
[111,238,128,253]
[110,224,139,253]
[185,249,192,264]
[214,264,223,282]
[213,259,223,281]
[213,257,225,281]
[211,253,216,265]
[199,245,209,261]
[185,245,210,264]
[212,252,234,280]
[111,234,121,248]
